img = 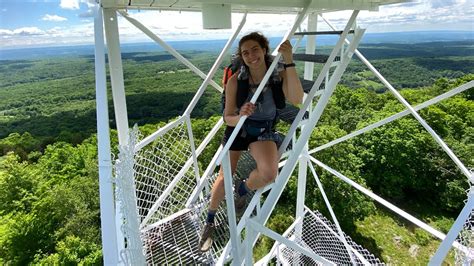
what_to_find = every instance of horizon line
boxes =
[1,29,472,51]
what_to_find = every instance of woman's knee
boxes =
[259,167,278,183]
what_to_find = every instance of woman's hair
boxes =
[237,31,270,58]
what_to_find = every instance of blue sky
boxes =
[0,0,473,49]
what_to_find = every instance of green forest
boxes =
[0,40,473,264]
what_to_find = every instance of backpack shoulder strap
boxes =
[236,78,249,109]
[265,57,286,109]
[222,65,233,87]
[271,79,286,109]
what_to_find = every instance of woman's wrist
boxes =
[284,62,296,69]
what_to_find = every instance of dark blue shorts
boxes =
[222,125,282,151]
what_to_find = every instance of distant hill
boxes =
[0,31,472,61]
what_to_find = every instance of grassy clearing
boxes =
[355,210,456,264]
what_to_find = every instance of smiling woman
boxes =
[198,30,304,252]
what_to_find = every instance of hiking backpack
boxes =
[221,55,242,113]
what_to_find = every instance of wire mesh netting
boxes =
[278,209,383,265]
[140,150,258,265]
[114,126,147,265]
[454,189,474,265]
[140,174,229,265]
[193,151,258,262]
[133,119,198,227]
[113,119,202,264]
[141,210,213,264]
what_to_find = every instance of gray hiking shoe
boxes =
[198,223,215,252]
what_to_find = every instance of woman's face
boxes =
[240,40,266,70]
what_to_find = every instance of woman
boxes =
[199,32,304,252]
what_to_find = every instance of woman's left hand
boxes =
[278,40,294,64]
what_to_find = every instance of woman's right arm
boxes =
[224,74,254,127]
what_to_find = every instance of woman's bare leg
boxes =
[208,150,241,210]
[245,141,279,191]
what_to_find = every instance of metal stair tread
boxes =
[293,53,341,63]
[142,210,212,264]
[300,78,326,93]
[294,30,355,35]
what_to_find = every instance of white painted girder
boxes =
[101,0,407,13]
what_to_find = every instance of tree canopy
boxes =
[0,41,472,264]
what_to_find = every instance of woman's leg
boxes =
[245,140,279,191]
[208,150,242,210]
[200,151,242,252]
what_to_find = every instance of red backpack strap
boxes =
[222,66,234,88]
[226,68,233,84]
[222,66,228,86]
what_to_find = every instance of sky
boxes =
[0,0,472,49]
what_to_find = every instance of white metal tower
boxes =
[93,0,474,264]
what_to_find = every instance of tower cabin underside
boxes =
[100,0,407,13]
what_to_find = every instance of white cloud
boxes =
[79,9,94,18]
[78,0,97,18]
[47,27,64,35]
[13,27,45,36]
[1,0,473,49]
[116,11,298,42]
[429,0,466,8]
[314,0,474,33]
[42,14,68,22]
[60,0,95,13]
[83,0,96,8]
[0,23,95,48]
[0,29,13,36]
[60,0,80,10]
[1,8,7,12]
